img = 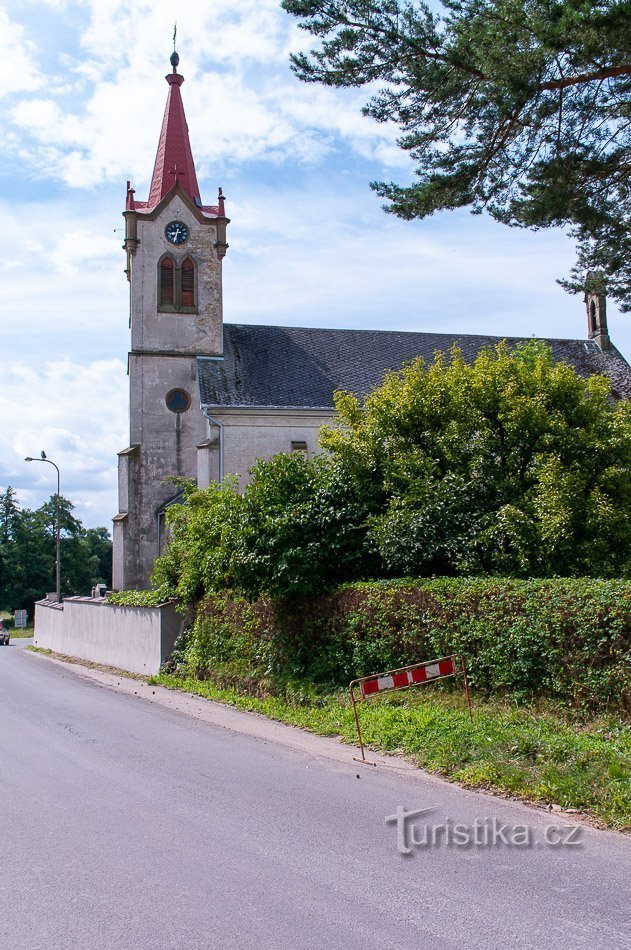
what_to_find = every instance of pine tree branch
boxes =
[538,65,631,92]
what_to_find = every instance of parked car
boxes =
[0,620,9,645]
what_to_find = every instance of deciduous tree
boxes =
[0,492,113,613]
[322,341,631,576]
[147,344,630,602]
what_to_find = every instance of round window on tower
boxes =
[165,388,191,413]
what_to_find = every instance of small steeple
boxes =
[585,271,611,351]
[146,47,202,210]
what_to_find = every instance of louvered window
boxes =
[160,257,174,305]
[181,258,194,307]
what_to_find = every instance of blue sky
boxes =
[2,0,630,529]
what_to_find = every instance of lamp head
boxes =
[25,457,33,462]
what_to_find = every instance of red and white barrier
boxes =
[360,657,457,697]
[349,654,472,764]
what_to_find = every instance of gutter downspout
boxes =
[202,407,224,482]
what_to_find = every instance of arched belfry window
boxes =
[158,255,197,313]
[160,256,175,306]
[181,258,195,308]
[590,299,597,333]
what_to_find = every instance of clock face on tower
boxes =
[165,221,189,244]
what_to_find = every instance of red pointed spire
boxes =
[147,56,201,209]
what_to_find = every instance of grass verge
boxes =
[27,645,145,679]
[154,671,630,831]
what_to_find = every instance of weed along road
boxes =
[1,641,629,950]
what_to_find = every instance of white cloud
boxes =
[0,198,128,374]
[24,0,69,9]
[46,228,119,277]
[2,0,630,536]
[6,0,401,188]
[222,176,597,343]
[0,359,127,527]
[0,7,44,97]
[0,199,123,291]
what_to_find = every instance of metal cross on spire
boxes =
[170,22,179,71]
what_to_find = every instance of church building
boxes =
[112,52,631,591]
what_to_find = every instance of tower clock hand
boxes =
[165,221,187,243]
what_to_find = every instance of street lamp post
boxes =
[25,452,61,603]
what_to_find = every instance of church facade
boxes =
[112,54,631,591]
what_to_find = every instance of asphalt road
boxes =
[1,639,629,950]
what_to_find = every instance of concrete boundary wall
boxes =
[34,597,181,676]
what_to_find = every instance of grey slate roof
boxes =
[197,324,631,409]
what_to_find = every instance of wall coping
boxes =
[36,596,177,611]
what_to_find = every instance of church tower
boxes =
[113,50,229,590]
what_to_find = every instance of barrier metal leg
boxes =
[460,655,473,720]
[350,687,377,766]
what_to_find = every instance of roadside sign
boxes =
[349,653,473,765]
[14,609,28,629]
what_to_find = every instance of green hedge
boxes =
[106,590,173,607]
[172,578,631,712]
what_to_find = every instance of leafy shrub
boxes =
[150,478,242,603]
[150,455,378,603]
[323,342,631,579]
[149,344,630,606]
[106,589,172,607]
[229,453,377,598]
[174,578,630,711]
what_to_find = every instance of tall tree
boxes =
[0,493,112,614]
[322,341,631,577]
[0,486,19,545]
[282,0,631,308]
[0,487,20,603]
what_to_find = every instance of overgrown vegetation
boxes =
[123,342,630,822]
[154,577,631,827]
[106,589,172,608]
[149,343,630,604]
[165,578,630,712]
